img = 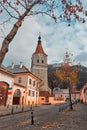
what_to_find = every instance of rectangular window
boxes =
[37,83,38,88]
[32,91,35,97]
[36,92,38,97]
[29,79,32,85]
[18,77,22,83]
[33,81,35,86]
[28,90,31,96]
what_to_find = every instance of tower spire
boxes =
[38,32,41,44]
[33,33,47,55]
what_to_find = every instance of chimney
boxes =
[11,62,14,69]
[20,61,23,68]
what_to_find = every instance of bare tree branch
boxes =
[0,0,87,66]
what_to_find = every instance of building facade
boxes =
[80,82,87,104]
[0,63,42,106]
[0,65,15,106]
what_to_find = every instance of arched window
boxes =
[42,60,44,64]
[14,89,21,97]
[13,89,21,104]
[37,59,39,63]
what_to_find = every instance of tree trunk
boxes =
[0,9,28,66]
[69,85,73,110]
[0,22,21,66]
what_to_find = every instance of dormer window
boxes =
[18,77,22,83]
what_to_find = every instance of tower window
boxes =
[42,60,44,64]
[37,59,39,63]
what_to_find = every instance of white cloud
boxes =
[0,14,87,69]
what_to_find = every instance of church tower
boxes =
[31,34,49,92]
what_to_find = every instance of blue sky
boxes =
[0,13,87,69]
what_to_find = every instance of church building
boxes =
[31,35,51,103]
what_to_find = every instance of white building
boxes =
[0,65,15,106]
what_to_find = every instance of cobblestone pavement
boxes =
[0,103,87,130]
[24,103,87,130]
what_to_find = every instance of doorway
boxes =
[13,89,21,105]
[0,81,8,106]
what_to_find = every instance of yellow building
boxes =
[7,62,42,105]
[0,63,42,106]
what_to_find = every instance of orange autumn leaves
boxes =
[56,63,79,85]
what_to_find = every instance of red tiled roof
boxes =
[35,43,46,55]
[34,36,47,56]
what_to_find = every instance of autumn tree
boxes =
[0,0,87,66]
[56,50,80,110]
[56,63,79,86]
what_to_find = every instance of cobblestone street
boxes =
[0,103,87,130]
[25,103,87,130]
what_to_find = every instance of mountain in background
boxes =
[48,64,87,91]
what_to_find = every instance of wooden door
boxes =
[0,82,8,106]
